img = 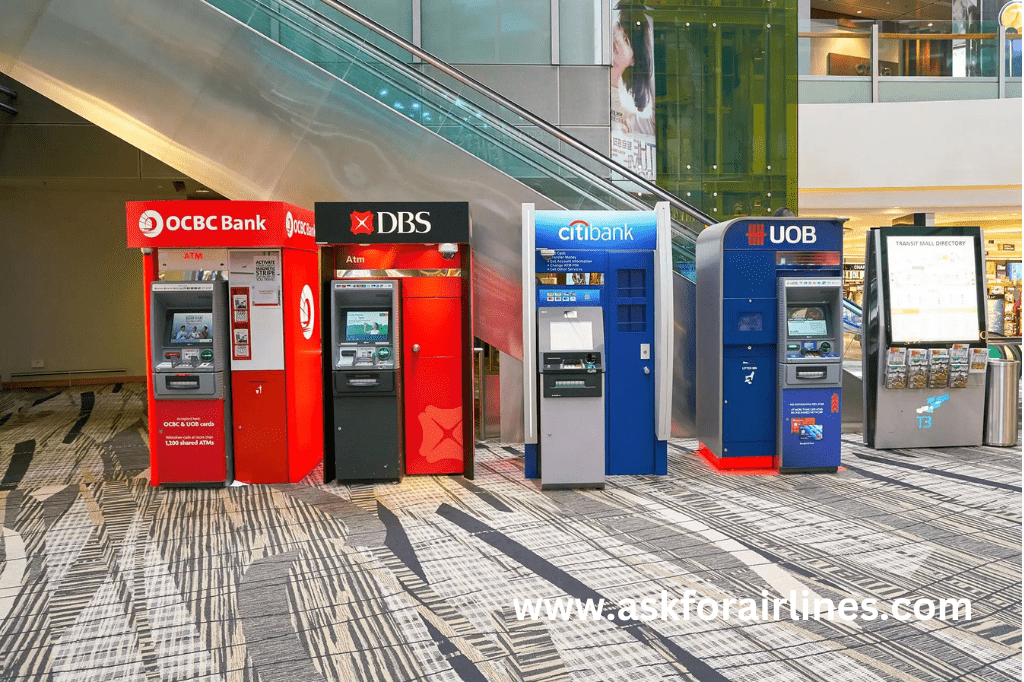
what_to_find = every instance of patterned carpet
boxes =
[0,383,1020,681]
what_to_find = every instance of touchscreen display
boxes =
[787,306,828,337]
[168,312,214,344]
[345,310,390,342]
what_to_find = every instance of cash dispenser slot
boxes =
[165,375,201,390]
[333,370,395,394]
[794,366,827,380]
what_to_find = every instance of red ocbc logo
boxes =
[350,210,375,236]
[746,223,766,246]
[831,393,839,413]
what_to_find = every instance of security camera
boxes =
[438,243,458,259]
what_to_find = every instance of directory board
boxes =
[883,233,984,343]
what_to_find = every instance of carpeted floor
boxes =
[0,383,1020,681]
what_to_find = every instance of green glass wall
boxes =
[643,0,798,219]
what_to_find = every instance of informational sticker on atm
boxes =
[792,418,823,442]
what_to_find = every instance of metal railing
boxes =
[292,0,713,230]
[800,19,1022,98]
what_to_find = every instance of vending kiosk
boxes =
[127,201,323,486]
[862,226,988,448]
[329,280,402,480]
[149,281,233,486]
[522,204,674,483]
[315,202,474,481]
[695,217,847,471]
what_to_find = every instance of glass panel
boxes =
[559,0,602,65]
[652,2,797,218]
[422,0,551,64]
[1008,37,1022,78]
[803,19,873,76]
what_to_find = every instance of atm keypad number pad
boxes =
[159,349,213,371]
[785,341,837,360]
[337,346,394,368]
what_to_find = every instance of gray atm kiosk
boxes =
[149,281,233,486]
[330,280,401,481]
[776,277,844,472]
[537,304,605,489]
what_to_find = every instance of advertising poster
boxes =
[611,3,656,181]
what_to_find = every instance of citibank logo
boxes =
[139,210,164,238]
[557,219,633,242]
[286,211,314,238]
[299,285,315,339]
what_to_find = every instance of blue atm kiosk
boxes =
[695,217,847,472]
[522,204,674,482]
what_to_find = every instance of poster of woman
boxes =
[611,3,656,182]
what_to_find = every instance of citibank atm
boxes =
[537,298,605,489]
[523,204,674,484]
[776,277,844,472]
[330,280,401,481]
[149,281,233,486]
[696,217,847,472]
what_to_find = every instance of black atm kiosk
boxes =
[329,280,401,481]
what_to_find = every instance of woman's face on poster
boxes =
[612,22,633,69]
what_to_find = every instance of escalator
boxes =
[0,0,712,431]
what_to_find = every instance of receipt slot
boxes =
[537,305,605,489]
[776,278,844,472]
[149,281,233,486]
[330,280,401,481]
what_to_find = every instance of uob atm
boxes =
[696,217,847,473]
[522,204,674,487]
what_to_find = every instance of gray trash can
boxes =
[983,358,1020,447]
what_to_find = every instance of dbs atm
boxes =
[149,282,233,485]
[315,202,474,482]
[330,281,401,479]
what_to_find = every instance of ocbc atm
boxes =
[127,201,323,486]
[315,202,474,481]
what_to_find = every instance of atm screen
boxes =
[786,305,829,337]
[167,311,214,344]
[345,310,390,342]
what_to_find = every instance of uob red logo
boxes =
[746,223,766,246]
[831,393,839,413]
[350,211,374,235]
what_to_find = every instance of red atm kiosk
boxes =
[127,201,322,485]
[316,202,474,480]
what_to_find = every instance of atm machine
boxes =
[776,277,844,472]
[149,281,233,486]
[536,295,605,489]
[329,280,401,481]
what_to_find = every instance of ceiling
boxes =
[811,0,953,21]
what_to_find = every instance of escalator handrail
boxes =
[282,0,714,232]
[246,0,673,224]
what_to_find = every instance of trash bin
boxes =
[984,358,1020,447]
